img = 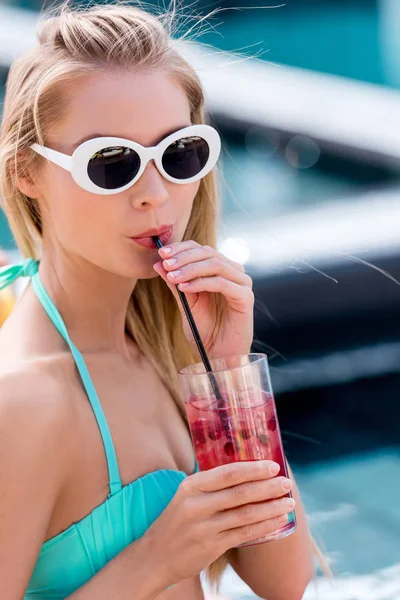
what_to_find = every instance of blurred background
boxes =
[1,1,400,598]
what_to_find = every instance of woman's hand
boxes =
[153,241,254,357]
[141,460,295,589]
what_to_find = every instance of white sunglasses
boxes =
[30,124,221,196]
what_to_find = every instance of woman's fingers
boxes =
[222,512,292,549]
[189,460,281,494]
[165,257,252,289]
[210,476,292,512]
[213,496,295,532]
[155,240,254,311]
[159,242,247,273]
[176,276,254,311]
[159,240,200,257]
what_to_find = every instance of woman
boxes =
[0,3,315,599]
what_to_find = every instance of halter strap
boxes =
[0,259,123,498]
[0,258,38,290]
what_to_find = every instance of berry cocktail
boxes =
[179,354,296,545]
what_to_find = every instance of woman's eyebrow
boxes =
[71,133,103,150]
[70,125,191,152]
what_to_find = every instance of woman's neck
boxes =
[38,250,137,357]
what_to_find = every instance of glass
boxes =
[179,353,296,545]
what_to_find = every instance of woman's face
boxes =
[33,69,200,279]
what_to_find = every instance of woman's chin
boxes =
[129,263,161,281]
[142,269,160,281]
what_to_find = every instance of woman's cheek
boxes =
[178,181,200,229]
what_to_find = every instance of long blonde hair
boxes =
[0,0,230,586]
[0,1,329,590]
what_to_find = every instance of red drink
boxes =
[180,354,297,544]
[182,375,296,544]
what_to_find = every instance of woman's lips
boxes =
[130,228,173,249]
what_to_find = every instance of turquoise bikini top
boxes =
[0,259,197,599]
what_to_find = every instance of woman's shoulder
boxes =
[0,360,78,514]
[0,285,76,379]
[0,357,72,405]
[0,360,77,468]
[0,286,80,443]
[0,364,77,562]
[0,279,64,346]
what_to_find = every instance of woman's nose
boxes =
[130,163,169,209]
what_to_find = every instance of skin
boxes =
[0,69,314,599]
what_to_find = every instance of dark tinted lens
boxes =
[162,136,210,180]
[87,146,140,190]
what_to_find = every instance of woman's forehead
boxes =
[50,70,192,152]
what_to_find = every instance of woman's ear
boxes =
[15,172,39,199]
[11,153,41,199]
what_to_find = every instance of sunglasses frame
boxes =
[30,124,221,196]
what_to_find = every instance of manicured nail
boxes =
[165,258,177,267]
[168,270,182,279]
[282,478,292,492]
[179,282,191,289]
[161,247,172,255]
[283,498,295,510]
[278,514,288,524]
[270,462,280,475]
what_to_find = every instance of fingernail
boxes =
[270,462,280,475]
[278,514,288,524]
[282,478,292,492]
[160,247,172,255]
[153,261,163,272]
[179,282,191,289]
[283,498,296,509]
[168,270,182,279]
[165,258,177,267]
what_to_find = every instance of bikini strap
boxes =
[0,258,38,290]
[0,259,123,498]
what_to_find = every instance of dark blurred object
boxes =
[252,253,400,390]
[253,252,400,357]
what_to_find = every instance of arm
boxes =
[0,370,170,600]
[229,464,315,600]
[0,371,74,599]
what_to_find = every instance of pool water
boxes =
[199,0,396,88]
[209,373,400,598]
[215,447,400,599]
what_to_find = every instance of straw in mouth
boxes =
[152,235,223,402]
[153,235,250,458]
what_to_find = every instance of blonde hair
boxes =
[0,0,230,586]
[0,0,330,590]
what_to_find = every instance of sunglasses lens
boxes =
[162,136,210,180]
[87,146,140,190]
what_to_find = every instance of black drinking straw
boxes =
[153,236,224,403]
